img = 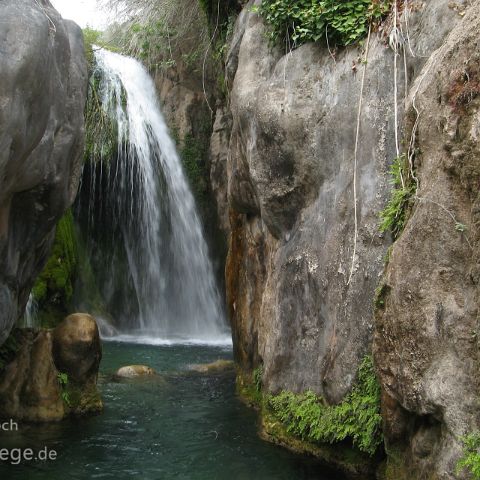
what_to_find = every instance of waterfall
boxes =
[78,48,230,344]
[23,294,39,329]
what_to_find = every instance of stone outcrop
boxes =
[221,0,464,403]
[0,329,65,422]
[0,0,87,344]
[0,314,103,421]
[213,0,477,476]
[373,3,480,479]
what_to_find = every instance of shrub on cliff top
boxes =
[256,0,391,47]
[267,356,382,455]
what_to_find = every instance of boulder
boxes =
[0,315,104,422]
[0,330,65,422]
[52,313,102,384]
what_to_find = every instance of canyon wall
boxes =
[0,0,87,343]
[221,0,462,400]
[374,3,480,478]
[211,0,477,478]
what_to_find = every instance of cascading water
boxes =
[22,294,39,329]
[77,48,230,344]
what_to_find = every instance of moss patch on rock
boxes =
[32,210,78,328]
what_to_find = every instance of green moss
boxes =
[267,356,383,456]
[65,381,103,416]
[32,210,78,328]
[180,134,208,203]
[256,0,391,48]
[253,365,263,393]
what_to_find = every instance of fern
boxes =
[267,356,382,456]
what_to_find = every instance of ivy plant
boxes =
[256,0,391,48]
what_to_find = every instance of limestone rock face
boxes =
[0,0,87,344]
[221,0,463,405]
[373,4,480,478]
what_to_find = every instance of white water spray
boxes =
[82,49,229,344]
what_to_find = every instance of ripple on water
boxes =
[0,342,344,480]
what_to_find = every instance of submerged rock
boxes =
[188,359,235,373]
[115,365,157,378]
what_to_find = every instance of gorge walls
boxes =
[221,0,463,399]
[204,0,479,477]
[374,3,480,478]
[0,0,87,344]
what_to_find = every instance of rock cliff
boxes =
[374,3,480,478]
[0,0,87,344]
[222,0,463,399]
[212,0,477,477]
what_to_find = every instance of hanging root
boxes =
[347,23,372,287]
[202,0,221,116]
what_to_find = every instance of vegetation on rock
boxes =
[379,154,416,239]
[256,0,391,48]
[57,372,71,407]
[240,357,383,457]
[32,210,78,328]
[457,433,480,480]
[84,67,119,163]
[100,0,211,74]
[267,356,383,456]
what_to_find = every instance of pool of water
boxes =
[0,341,343,479]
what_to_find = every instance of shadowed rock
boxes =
[0,0,87,345]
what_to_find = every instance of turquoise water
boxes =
[0,341,343,479]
